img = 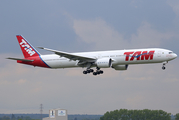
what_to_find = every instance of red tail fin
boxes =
[16,35,40,58]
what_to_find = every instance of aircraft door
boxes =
[98,54,102,58]
[157,51,162,57]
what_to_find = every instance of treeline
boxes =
[0,114,102,120]
[0,114,48,120]
[0,112,179,120]
[0,115,33,120]
[100,109,179,120]
[68,115,102,120]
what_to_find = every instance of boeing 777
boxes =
[7,35,177,75]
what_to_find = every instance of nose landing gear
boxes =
[162,61,168,70]
[162,66,166,70]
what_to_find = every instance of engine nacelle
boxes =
[112,65,128,70]
[96,58,112,68]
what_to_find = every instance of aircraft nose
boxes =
[174,53,177,59]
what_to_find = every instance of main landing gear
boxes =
[83,69,94,74]
[93,67,103,76]
[83,67,103,76]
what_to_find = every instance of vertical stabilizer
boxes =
[16,35,40,58]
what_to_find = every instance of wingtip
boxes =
[37,47,44,49]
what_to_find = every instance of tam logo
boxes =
[20,39,36,56]
[124,51,155,61]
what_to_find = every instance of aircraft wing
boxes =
[38,47,96,63]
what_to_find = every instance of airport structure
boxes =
[43,108,68,120]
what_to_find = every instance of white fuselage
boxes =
[40,48,177,69]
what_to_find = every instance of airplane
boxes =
[7,35,177,76]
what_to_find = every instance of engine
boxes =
[96,58,112,68]
[112,65,128,70]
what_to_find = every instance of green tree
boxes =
[100,109,171,120]
[2,116,10,120]
[175,113,179,120]
[24,116,32,120]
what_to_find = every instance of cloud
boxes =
[126,94,144,108]
[17,79,27,84]
[167,0,179,16]
[131,22,174,48]
[73,18,127,50]
[167,0,179,28]
[73,18,174,50]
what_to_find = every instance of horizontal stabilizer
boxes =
[7,57,34,62]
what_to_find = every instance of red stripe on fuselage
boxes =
[17,56,49,68]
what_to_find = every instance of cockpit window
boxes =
[169,52,173,54]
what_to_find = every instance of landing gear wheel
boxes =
[90,69,94,72]
[87,69,91,73]
[97,71,100,74]
[100,70,103,74]
[93,72,97,76]
[83,71,87,74]
[162,66,166,70]
[96,67,100,70]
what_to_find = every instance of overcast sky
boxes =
[0,0,179,115]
